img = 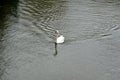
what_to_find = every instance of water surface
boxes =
[0,0,120,80]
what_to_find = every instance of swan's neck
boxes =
[55,30,60,37]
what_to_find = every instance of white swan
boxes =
[55,30,65,44]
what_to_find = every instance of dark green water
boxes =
[0,0,120,80]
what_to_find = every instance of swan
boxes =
[55,30,65,44]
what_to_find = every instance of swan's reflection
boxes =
[54,42,58,56]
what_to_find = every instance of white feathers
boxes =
[55,30,65,44]
[56,35,65,43]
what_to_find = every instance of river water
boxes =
[0,0,120,80]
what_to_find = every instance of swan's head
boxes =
[55,30,59,34]
[55,30,60,37]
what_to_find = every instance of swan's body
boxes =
[55,30,65,44]
[56,35,64,43]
